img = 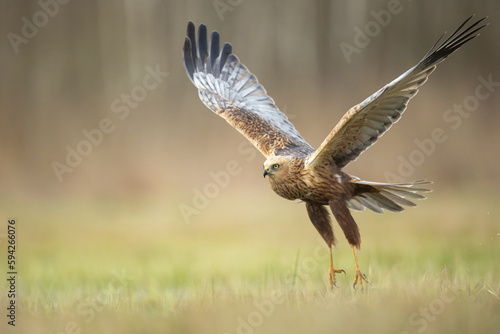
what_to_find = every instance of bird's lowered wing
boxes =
[183,22,314,158]
[305,16,487,169]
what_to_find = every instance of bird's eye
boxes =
[273,164,280,169]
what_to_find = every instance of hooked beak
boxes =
[263,168,269,178]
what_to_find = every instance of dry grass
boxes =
[1,186,499,333]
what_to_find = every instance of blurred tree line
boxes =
[0,0,498,197]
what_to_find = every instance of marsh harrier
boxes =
[183,16,487,289]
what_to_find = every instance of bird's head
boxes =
[263,156,290,179]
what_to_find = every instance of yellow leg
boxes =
[329,245,345,289]
[351,246,368,290]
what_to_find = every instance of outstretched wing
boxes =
[306,16,487,169]
[183,22,314,158]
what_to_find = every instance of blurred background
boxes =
[1,2,499,333]
[0,0,498,206]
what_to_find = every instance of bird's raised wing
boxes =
[306,16,487,169]
[183,22,314,158]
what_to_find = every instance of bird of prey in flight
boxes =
[183,16,487,290]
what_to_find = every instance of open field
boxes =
[1,186,499,333]
[1,1,499,333]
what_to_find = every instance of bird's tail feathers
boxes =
[347,179,431,214]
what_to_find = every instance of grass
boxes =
[1,186,499,333]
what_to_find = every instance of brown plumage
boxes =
[183,16,487,289]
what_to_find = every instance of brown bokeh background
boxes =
[1,0,499,202]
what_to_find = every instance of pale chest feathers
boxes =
[267,162,308,200]
[268,163,350,203]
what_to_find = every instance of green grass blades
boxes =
[1,187,499,333]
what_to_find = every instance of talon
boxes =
[351,246,369,291]
[328,246,344,289]
[353,270,369,291]
[329,267,344,289]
